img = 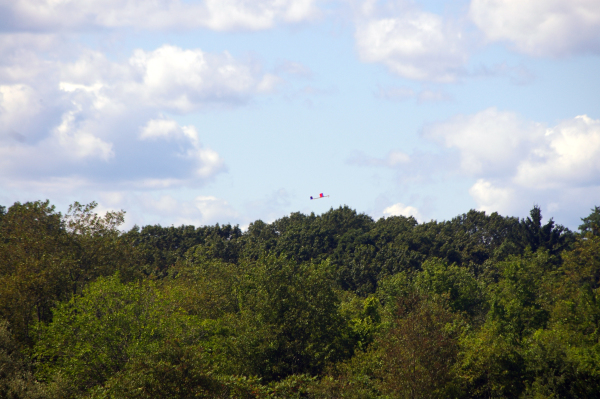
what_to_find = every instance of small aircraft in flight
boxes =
[310,193,329,200]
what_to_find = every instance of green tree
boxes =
[0,201,74,347]
[224,256,351,381]
[487,250,555,341]
[579,205,600,236]
[0,319,45,399]
[125,222,242,277]
[456,319,525,398]
[34,274,204,397]
[64,201,142,290]
[415,258,482,316]
[376,295,462,399]
[89,339,264,399]
[0,200,139,349]
[520,205,574,255]
[523,234,600,397]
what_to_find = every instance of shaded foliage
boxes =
[2,200,599,398]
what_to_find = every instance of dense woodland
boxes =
[1,200,600,398]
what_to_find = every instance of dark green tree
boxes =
[520,205,574,255]
[0,320,45,399]
[579,205,600,236]
[224,256,351,381]
[0,201,73,347]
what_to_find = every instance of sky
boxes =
[1,0,599,230]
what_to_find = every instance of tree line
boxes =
[1,200,599,398]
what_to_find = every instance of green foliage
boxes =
[0,201,74,347]
[520,205,574,255]
[125,223,242,277]
[487,250,555,340]
[64,201,143,287]
[415,258,482,316]
[89,340,265,399]
[0,320,46,399]
[578,205,600,236]
[376,295,463,399]
[1,199,598,398]
[167,256,242,319]
[222,256,351,382]
[34,274,205,397]
[456,319,526,398]
[0,201,139,349]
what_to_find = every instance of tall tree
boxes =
[521,205,574,255]
[579,205,600,236]
[0,201,73,347]
[377,295,461,399]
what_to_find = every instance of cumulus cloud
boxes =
[514,115,600,189]
[383,202,422,221]
[126,45,281,111]
[1,0,318,32]
[468,179,516,215]
[138,194,241,226]
[426,109,600,222]
[423,107,545,177]
[354,0,469,82]
[0,44,277,189]
[139,117,225,179]
[470,0,600,57]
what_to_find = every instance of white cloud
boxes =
[127,45,273,112]
[426,109,600,222]
[0,84,41,135]
[354,1,469,82]
[383,202,422,221]
[139,117,225,179]
[514,115,600,189]
[0,44,276,189]
[468,179,515,215]
[53,109,115,161]
[3,0,318,32]
[138,194,240,226]
[139,118,184,140]
[423,107,545,177]
[470,0,600,57]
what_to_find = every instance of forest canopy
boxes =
[1,200,600,398]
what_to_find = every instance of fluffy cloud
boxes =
[427,109,600,221]
[139,117,225,179]
[468,179,515,215]
[470,0,600,56]
[354,1,469,82]
[383,202,422,221]
[1,0,318,32]
[423,107,545,177]
[127,46,281,111]
[137,194,241,227]
[514,115,600,189]
[0,44,278,189]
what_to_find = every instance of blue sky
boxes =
[1,0,599,230]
